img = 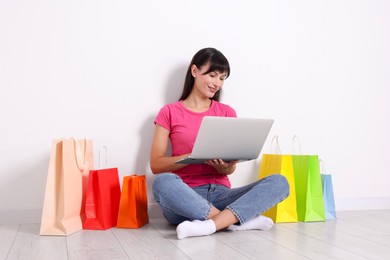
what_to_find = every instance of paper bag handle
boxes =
[319,159,327,174]
[74,139,90,173]
[292,135,302,155]
[270,135,282,154]
[99,146,108,169]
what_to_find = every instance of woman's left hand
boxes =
[205,159,239,175]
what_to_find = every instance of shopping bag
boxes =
[321,174,337,220]
[117,175,149,228]
[40,139,93,236]
[83,168,121,230]
[292,136,325,222]
[320,160,336,219]
[258,136,298,223]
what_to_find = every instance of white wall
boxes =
[1,0,389,220]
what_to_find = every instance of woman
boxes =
[150,47,289,239]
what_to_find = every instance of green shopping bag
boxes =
[292,136,325,222]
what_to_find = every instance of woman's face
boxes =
[191,63,227,99]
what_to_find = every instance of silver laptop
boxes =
[175,116,274,164]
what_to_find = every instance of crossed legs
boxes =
[153,173,289,239]
[176,206,274,239]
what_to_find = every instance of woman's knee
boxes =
[152,173,180,198]
[268,174,290,198]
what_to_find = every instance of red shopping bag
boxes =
[117,175,149,228]
[83,168,121,230]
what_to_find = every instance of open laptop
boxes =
[175,116,274,164]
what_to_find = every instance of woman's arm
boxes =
[150,124,190,174]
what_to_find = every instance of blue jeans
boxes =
[152,173,289,225]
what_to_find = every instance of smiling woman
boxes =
[179,48,230,104]
[149,47,290,239]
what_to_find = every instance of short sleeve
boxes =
[154,105,171,131]
[227,105,237,117]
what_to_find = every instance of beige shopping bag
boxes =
[40,139,94,236]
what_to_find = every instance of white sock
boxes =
[227,216,274,231]
[176,219,216,239]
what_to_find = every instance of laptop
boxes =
[175,116,274,164]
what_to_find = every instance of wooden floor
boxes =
[1,210,390,260]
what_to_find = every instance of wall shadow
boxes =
[133,63,187,204]
[163,63,188,104]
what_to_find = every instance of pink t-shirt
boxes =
[154,100,237,188]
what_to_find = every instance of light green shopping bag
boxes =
[292,137,325,222]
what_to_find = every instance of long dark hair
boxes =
[179,48,230,102]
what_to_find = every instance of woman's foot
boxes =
[176,219,216,239]
[227,215,274,231]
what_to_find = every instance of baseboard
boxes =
[148,203,164,218]
[1,198,389,224]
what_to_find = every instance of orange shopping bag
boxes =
[40,138,93,236]
[117,175,149,228]
[83,168,121,230]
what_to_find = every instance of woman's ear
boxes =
[191,64,198,77]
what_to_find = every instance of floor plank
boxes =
[171,235,250,260]
[283,221,390,260]
[151,218,249,260]
[0,224,19,260]
[66,228,128,260]
[256,223,368,260]
[329,216,390,247]
[112,222,190,259]
[214,230,310,260]
[2,210,390,260]
[6,224,67,260]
